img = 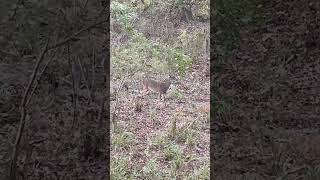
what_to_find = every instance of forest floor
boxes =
[213,0,320,179]
[110,7,210,179]
[0,60,109,179]
[110,57,210,178]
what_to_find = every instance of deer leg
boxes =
[142,85,148,96]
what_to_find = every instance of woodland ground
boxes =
[110,60,210,179]
[212,0,320,179]
[1,0,319,179]
[110,1,210,179]
[0,1,210,179]
[0,1,108,179]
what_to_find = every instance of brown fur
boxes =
[142,78,171,100]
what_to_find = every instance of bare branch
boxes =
[10,39,49,180]
[47,19,108,50]
[68,43,77,129]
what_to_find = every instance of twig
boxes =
[47,19,108,50]
[20,137,46,179]
[82,0,89,10]
[98,94,105,126]
[68,43,77,129]
[77,58,91,102]
[90,48,96,102]
[20,145,33,179]
[25,48,58,106]
[10,39,49,180]
[98,57,108,126]
[0,49,19,57]
[276,165,306,180]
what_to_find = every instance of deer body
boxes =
[142,78,171,101]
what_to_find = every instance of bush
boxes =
[111,30,192,78]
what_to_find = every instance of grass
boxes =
[111,118,209,179]
[170,89,183,99]
[110,103,209,179]
[164,144,183,166]
[111,156,132,179]
[149,132,170,149]
[110,0,209,178]
[142,159,162,179]
[177,126,196,146]
[112,131,135,151]
[149,109,161,126]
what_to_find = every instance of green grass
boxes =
[164,143,183,169]
[149,133,170,149]
[111,0,209,178]
[177,126,196,147]
[142,159,162,179]
[111,156,132,180]
[112,131,135,151]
